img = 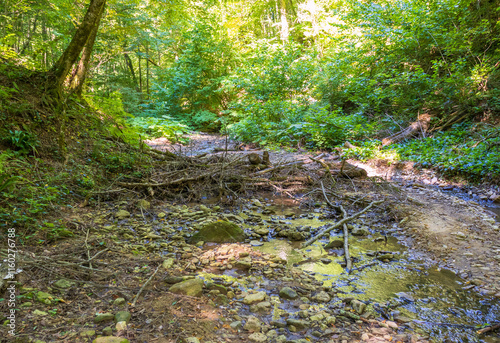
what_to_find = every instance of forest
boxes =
[1,0,500,343]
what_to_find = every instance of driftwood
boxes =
[302,199,384,248]
[382,114,431,146]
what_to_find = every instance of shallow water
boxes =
[254,229,500,343]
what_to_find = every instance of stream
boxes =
[197,201,500,343]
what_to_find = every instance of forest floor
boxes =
[5,133,500,343]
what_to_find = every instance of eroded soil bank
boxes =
[3,133,499,343]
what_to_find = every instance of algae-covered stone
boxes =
[102,327,113,336]
[113,298,126,306]
[80,330,96,337]
[351,300,366,314]
[279,287,298,300]
[169,278,204,297]
[54,279,76,289]
[114,311,131,323]
[137,199,151,210]
[244,315,262,332]
[286,319,310,330]
[33,309,48,316]
[162,258,174,269]
[325,240,344,249]
[93,337,130,343]
[243,291,266,305]
[249,332,268,342]
[190,221,245,243]
[115,210,130,220]
[36,291,53,305]
[95,313,115,323]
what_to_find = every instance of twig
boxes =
[131,265,160,306]
[302,199,384,248]
[85,229,92,271]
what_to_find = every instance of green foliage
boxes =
[393,124,500,178]
[127,115,189,142]
[150,20,235,129]
[6,130,39,156]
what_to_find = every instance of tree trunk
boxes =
[279,0,289,42]
[49,0,106,94]
[123,52,140,92]
[68,1,105,96]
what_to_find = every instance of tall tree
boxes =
[49,0,106,94]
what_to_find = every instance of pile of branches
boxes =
[97,145,380,203]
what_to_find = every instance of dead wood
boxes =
[382,113,431,146]
[302,199,384,248]
[477,323,500,335]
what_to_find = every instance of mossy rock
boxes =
[189,221,245,243]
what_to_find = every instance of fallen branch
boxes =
[250,160,304,176]
[341,205,352,272]
[302,199,384,248]
[117,171,214,187]
[477,323,500,335]
[319,181,352,272]
[132,265,160,306]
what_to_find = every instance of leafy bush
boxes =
[127,115,189,142]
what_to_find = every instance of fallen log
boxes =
[382,114,431,146]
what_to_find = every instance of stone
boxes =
[230,321,242,330]
[249,332,268,342]
[114,311,131,323]
[33,309,48,316]
[244,315,262,332]
[376,253,394,261]
[325,240,344,249]
[115,210,130,220]
[254,227,270,235]
[312,291,331,303]
[169,278,204,297]
[251,199,264,207]
[36,291,53,305]
[137,199,151,210]
[53,279,76,289]
[351,300,366,314]
[250,301,272,312]
[80,330,96,337]
[286,319,310,330]
[236,260,252,269]
[189,221,245,243]
[92,337,130,343]
[243,291,266,305]
[113,298,126,306]
[116,321,127,331]
[162,258,174,269]
[102,327,113,336]
[279,287,298,300]
[95,313,115,323]
[352,227,370,236]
